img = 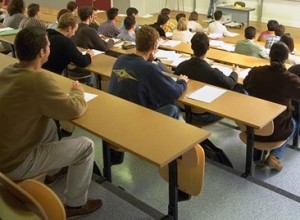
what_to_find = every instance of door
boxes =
[76,0,93,7]
[93,0,111,10]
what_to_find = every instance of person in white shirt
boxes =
[280,33,300,65]
[172,18,194,43]
[188,11,203,32]
[208,10,234,37]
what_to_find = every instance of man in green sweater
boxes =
[0,27,102,217]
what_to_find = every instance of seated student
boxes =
[120,7,140,32]
[3,0,26,29]
[0,27,102,218]
[0,0,6,22]
[160,8,175,33]
[280,33,300,65]
[234,26,269,59]
[67,1,78,15]
[265,24,285,49]
[109,25,188,119]
[149,14,169,38]
[42,12,95,85]
[18,3,45,29]
[97,7,120,38]
[175,12,186,22]
[188,11,203,32]
[174,32,239,123]
[172,17,194,43]
[208,10,235,37]
[257,19,278,42]
[89,7,100,30]
[117,16,136,42]
[244,42,300,171]
[48,8,70,29]
[73,6,114,52]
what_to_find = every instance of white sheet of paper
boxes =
[226,32,239,37]
[82,49,104,56]
[141,14,153,18]
[160,40,181,47]
[208,33,223,39]
[0,27,13,32]
[165,32,173,38]
[187,85,226,103]
[210,40,224,47]
[171,57,189,67]
[155,50,181,60]
[220,43,235,52]
[84,92,98,102]
[239,68,251,79]
[211,64,232,76]
[118,14,126,17]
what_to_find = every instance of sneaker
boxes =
[65,199,103,217]
[44,167,68,185]
[265,154,283,171]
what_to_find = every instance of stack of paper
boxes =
[187,85,227,103]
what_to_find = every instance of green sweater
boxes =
[0,64,87,173]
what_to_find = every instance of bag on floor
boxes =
[201,139,233,168]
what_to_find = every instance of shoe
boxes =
[65,199,103,217]
[60,128,72,138]
[265,154,283,171]
[207,15,212,19]
[178,189,191,202]
[44,167,68,185]
[110,149,124,165]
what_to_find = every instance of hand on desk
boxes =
[86,49,95,58]
[232,64,240,73]
[72,81,84,92]
[178,74,189,83]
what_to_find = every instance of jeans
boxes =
[156,104,181,119]
[192,112,222,123]
[207,0,218,17]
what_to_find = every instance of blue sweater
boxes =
[108,54,187,110]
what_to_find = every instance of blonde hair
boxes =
[177,18,188,31]
[57,12,79,29]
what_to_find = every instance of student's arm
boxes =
[90,28,112,52]
[66,38,92,67]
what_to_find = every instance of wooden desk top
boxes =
[0,34,15,45]
[0,53,209,168]
[85,53,116,78]
[180,80,286,129]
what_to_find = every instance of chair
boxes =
[0,172,66,220]
[235,120,286,162]
[159,144,205,196]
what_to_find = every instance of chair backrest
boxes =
[18,179,66,220]
[235,120,274,136]
[0,172,47,219]
[159,144,205,196]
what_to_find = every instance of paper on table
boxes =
[208,33,223,39]
[160,40,181,47]
[0,27,13,32]
[84,92,98,102]
[171,57,189,67]
[187,85,226,103]
[210,40,224,47]
[118,14,126,17]
[141,14,153,18]
[226,32,239,37]
[155,50,181,60]
[82,49,104,56]
[165,32,173,38]
[220,43,235,52]
[211,64,232,76]
[238,68,251,79]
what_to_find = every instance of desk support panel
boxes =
[102,140,112,182]
[242,126,254,177]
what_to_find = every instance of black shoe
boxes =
[207,15,213,19]
[178,189,191,202]
[61,128,72,138]
[110,149,124,165]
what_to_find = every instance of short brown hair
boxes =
[136,26,159,52]
[176,18,188,31]
[189,11,198,21]
[57,12,79,29]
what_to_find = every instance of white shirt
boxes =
[188,20,203,32]
[287,54,300,65]
[208,21,232,37]
[172,30,194,43]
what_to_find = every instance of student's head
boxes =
[189,11,198,21]
[27,3,40,17]
[136,26,159,52]
[106,7,119,20]
[280,33,294,52]
[124,16,135,31]
[15,27,49,63]
[160,8,171,17]
[269,42,289,69]
[7,0,25,16]
[244,26,256,39]
[156,14,169,25]
[175,13,186,22]
[214,10,223,21]
[66,1,78,14]
[78,6,93,22]
[176,18,188,31]
[267,20,279,31]
[126,7,138,18]
[57,12,79,37]
[191,32,210,57]
[274,24,285,37]
[56,8,70,22]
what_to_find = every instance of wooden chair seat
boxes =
[159,144,205,196]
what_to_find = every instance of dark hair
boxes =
[275,24,285,37]
[124,16,135,30]
[288,64,300,78]
[156,14,169,25]
[66,1,78,12]
[191,32,210,57]
[280,33,294,52]
[214,10,222,21]
[267,20,279,31]
[160,8,171,16]
[7,0,25,16]
[27,3,40,17]
[175,13,186,22]
[269,42,289,70]
[15,27,48,61]
[106,7,119,20]
[244,26,256,39]
[56,8,70,21]
[189,11,198,21]
[126,7,138,17]
[136,26,159,52]
[78,6,93,21]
